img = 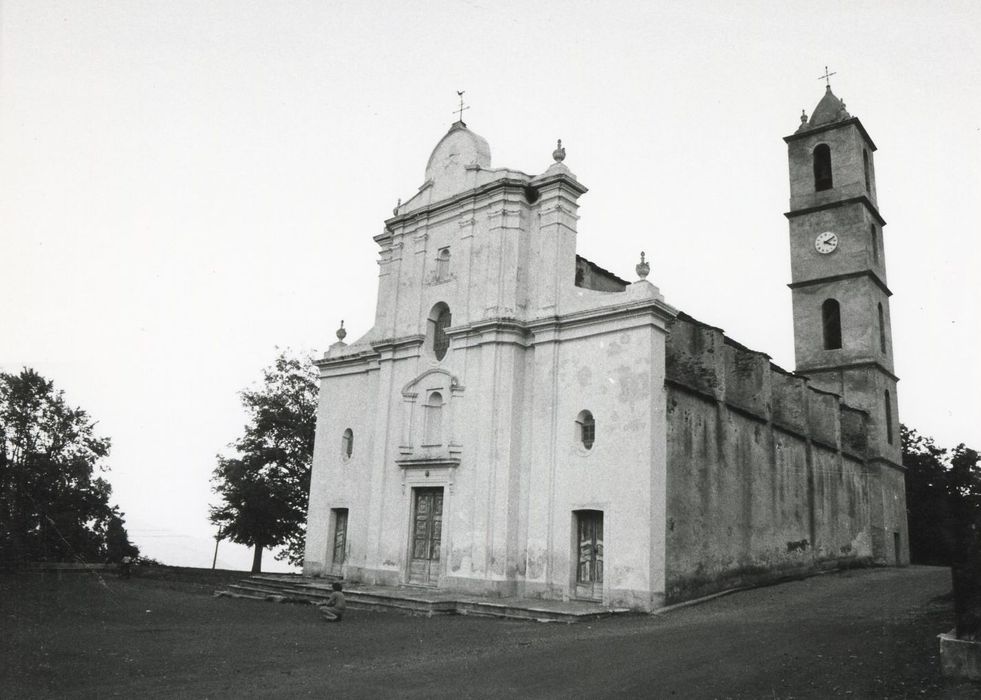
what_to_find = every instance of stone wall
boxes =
[664,313,873,602]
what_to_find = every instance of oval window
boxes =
[341,428,354,459]
[576,410,595,450]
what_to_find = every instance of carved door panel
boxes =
[408,488,443,585]
[575,511,603,601]
[330,509,348,576]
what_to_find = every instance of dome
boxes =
[424,122,491,186]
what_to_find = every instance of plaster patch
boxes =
[526,549,548,580]
[616,365,651,403]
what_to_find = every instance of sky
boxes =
[2,1,979,571]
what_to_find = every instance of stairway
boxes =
[214,574,629,623]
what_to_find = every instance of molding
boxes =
[784,195,886,227]
[401,368,463,399]
[383,177,532,229]
[314,349,380,370]
[782,116,877,151]
[796,361,899,383]
[371,334,425,354]
[395,456,461,469]
[867,455,906,474]
[787,269,892,297]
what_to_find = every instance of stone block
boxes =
[939,631,981,681]
[665,316,724,399]
[722,342,769,420]
[839,405,868,458]
[772,370,808,434]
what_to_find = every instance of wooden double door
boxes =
[575,510,604,601]
[408,488,443,585]
[330,508,348,576]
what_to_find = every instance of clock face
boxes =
[815,231,839,254]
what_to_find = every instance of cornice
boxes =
[783,116,877,151]
[382,177,531,231]
[796,361,899,383]
[784,195,886,227]
[371,334,425,354]
[787,269,892,297]
[868,455,906,473]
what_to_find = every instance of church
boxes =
[301,85,909,611]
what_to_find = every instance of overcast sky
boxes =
[2,1,979,571]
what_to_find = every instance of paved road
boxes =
[321,566,971,699]
[4,565,979,698]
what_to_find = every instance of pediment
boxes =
[401,368,463,399]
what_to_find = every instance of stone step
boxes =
[213,575,628,622]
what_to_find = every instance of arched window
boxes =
[822,299,842,350]
[341,428,354,459]
[430,305,452,360]
[424,391,443,445]
[884,390,893,444]
[436,248,450,282]
[870,224,879,264]
[863,149,871,192]
[576,410,595,450]
[878,303,887,353]
[813,144,833,191]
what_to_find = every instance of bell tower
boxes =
[784,83,908,564]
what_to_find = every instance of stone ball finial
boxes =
[636,251,650,280]
[552,139,566,163]
[336,320,347,342]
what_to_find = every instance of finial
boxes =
[819,65,837,88]
[336,320,347,342]
[635,251,650,280]
[552,139,566,163]
[393,198,401,215]
[453,90,470,125]
[838,99,850,119]
[800,109,808,125]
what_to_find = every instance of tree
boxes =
[0,368,138,565]
[903,425,955,565]
[948,444,980,640]
[903,425,981,640]
[209,350,317,572]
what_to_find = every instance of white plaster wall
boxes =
[523,316,668,609]
[303,365,377,575]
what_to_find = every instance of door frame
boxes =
[405,485,446,586]
[328,507,349,576]
[572,509,605,602]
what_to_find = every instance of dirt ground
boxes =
[1,565,979,699]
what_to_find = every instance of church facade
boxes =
[302,87,908,611]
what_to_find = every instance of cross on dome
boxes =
[454,91,470,125]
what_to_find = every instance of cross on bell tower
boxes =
[818,65,837,87]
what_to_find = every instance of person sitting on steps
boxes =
[319,582,346,622]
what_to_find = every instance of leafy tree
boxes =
[903,425,981,640]
[0,368,138,565]
[209,350,317,572]
[903,425,954,565]
[948,444,980,640]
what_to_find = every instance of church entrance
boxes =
[574,510,604,601]
[408,488,443,585]
[329,508,347,576]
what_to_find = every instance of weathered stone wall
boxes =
[664,314,873,602]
